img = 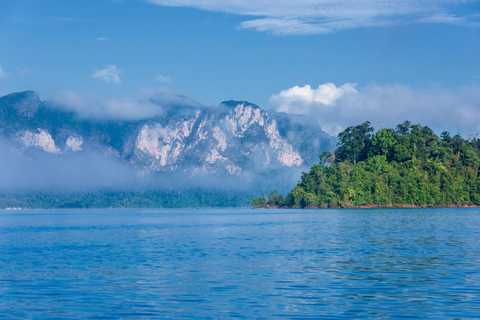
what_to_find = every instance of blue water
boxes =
[1,208,480,319]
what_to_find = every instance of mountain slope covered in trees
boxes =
[253,121,480,208]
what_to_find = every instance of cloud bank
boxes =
[0,136,292,193]
[270,82,480,136]
[0,138,139,192]
[53,90,164,120]
[145,0,480,35]
[92,65,122,84]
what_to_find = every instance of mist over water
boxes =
[0,137,303,196]
[0,139,137,192]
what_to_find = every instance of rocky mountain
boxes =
[0,91,335,179]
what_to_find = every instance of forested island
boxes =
[253,121,480,209]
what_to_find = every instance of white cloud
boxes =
[270,82,480,136]
[92,65,122,84]
[416,13,467,25]
[271,83,357,110]
[0,65,8,79]
[155,75,171,82]
[145,0,479,34]
[96,37,108,41]
[53,90,164,120]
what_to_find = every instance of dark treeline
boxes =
[0,189,254,209]
[253,121,480,208]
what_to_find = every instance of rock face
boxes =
[17,129,61,154]
[0,91,335,177]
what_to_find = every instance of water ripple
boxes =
[1,208,480,318]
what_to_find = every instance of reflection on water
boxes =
[1,208,480,318]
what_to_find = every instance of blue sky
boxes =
[1,0,480,134]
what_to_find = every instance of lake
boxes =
[1,208,480,319]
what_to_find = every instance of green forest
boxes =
[253,121,480,208]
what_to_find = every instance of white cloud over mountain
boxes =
[92,65,122,84]
[145,0,479,34]
[270,83,480,136]
[53,90,164,120]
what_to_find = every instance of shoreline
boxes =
[255,203,480,209]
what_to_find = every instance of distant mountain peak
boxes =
[220,100,261,110]
[1,91,41,106]
[3,90,39,100]
[149,93,204,109]
[0,90,41,118]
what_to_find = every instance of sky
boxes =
[1,0,480,135]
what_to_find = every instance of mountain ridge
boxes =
[0,90,335,181]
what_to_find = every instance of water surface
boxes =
[1,208,480,319]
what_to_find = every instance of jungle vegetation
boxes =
[252,121,480,208]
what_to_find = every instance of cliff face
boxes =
[0,91,335,177]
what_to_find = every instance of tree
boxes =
[251,197,267,207]
[440,131,452,143]
[371,128,396,159]
[267,190,284,207]
[335,121,374,164]
[319,151,335,168]
[395,121,411,135]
